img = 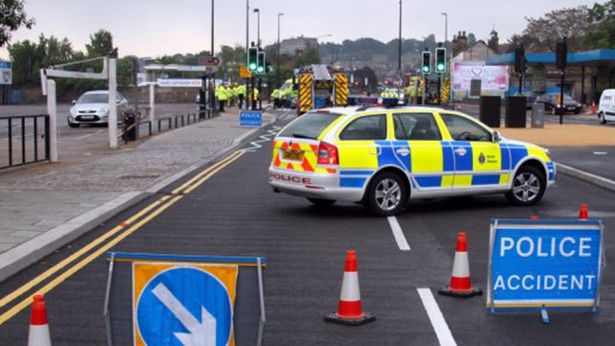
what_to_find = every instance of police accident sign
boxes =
[487,219,604,311]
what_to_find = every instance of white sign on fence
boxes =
[157,78,203,88]
[0,61,12,85]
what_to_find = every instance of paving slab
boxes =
[0,107,274,281]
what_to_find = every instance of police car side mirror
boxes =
[492,131,502,143]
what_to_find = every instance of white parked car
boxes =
[68,90,128,127]
[598,89,615,124]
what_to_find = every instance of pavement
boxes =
[0,106,273,281]
[0,103,201,168]
[1,110,614,344]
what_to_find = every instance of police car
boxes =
[269,106,555,216]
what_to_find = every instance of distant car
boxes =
[535,93,581,115]
[598,89,615,124]
[68,90,128,128]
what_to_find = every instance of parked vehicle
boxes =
[535,93,582,115]
[269,106,555,216]
[68,90,128,127]
[598,89,615,124]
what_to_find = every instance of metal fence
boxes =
[0,114,50,170]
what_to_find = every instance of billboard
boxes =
[0,61,12,85]
[452,61,508,96]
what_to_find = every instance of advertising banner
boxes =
[452,61,508,92]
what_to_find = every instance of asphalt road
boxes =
[1,110,614,345]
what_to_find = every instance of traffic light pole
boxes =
[559,71,565,125]
[258,77,262,110]
[251,77,257,110]
[437,74,442,105]
[421,73,426,106]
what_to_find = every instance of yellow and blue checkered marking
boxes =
[336,139,552,190]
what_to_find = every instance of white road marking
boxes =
[593,151,608,155]
[387,216,410,251]
[417,288,457,346]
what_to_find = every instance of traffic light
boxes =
[257,50,266,74]
[435,47,446,73]
[514,47,526,74]
[248,47,258,72]
[556,38,567,70]
[421,51,432,74]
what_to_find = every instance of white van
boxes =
[598,89,615,124]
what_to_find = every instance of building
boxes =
[453,40,498,61]
[280,36,319,55]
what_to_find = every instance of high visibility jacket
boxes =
[272,89,282,99]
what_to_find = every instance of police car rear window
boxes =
[279,112,341,140]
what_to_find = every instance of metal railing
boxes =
[0,114,50,170]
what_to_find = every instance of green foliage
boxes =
[86,29,118,57]
[0,0,35,47]
[584,0,615,48]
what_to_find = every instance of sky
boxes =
[0,0,600,60]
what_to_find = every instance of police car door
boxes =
[392,111,452,193]
[336,113,388,188]
[439,113,508,191]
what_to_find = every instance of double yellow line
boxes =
[0,150,244,325]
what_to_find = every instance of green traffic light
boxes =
[249,63,257,71]
[422,66,429,73]
[437,63,445,71]
[257,66,264,73]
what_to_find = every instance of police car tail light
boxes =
[317,141,338,165]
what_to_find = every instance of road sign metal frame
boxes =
[103,252,267,346]
[486,219,604,314]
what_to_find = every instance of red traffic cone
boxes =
[439,232,482,298]
[324,249,375,326]
[28,295,52,346]
[592,101,597,114]
[579,203,589,220]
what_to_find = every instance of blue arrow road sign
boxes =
[136,267,233,346]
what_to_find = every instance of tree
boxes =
[85,29,118,57]
[584,0,615,48]
[520,6,596,52]
[0,0,35,47]
[488,29,499,53]
[467,33,477,46]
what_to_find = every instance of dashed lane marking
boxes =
[387,216,410,251]
[417,288,457,346]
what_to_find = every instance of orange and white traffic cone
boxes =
[579,203,589,220]
[439,232,482,298]
[324,249,375,326]
[592,101,597,114]
[28,295,51,346]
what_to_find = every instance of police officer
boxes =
[216,84,229,112]
[236,84,246,109]
[271,88,281,109]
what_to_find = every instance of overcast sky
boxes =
[0,0,599,59]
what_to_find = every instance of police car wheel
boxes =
[366,172,407,216]
[306,198,336,207]
[599,113,607,124]
[507,166,546,206]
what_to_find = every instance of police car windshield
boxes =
[279,112,342,140]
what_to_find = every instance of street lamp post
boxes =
[253,8,261,110]
[277,13,284,88]
[442,12,450,104]
[398,0,403,98]
[253,8,260,47]
[245,0,250,110]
